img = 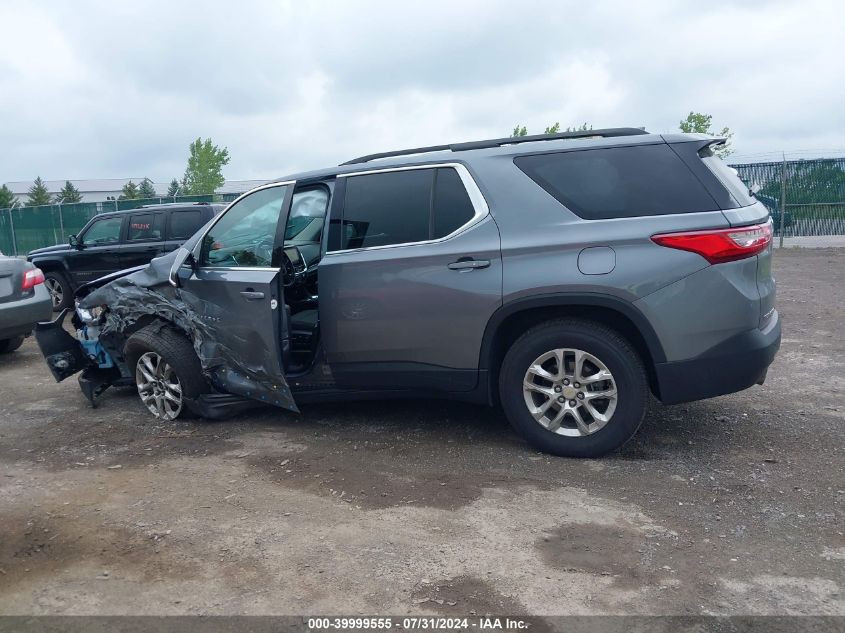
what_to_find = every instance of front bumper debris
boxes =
[34,309,91,382]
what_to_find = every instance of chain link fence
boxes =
[729,157,845,238]
[0,193,242,256]
[2,156,845,255]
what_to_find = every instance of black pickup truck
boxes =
[28,202,223,311]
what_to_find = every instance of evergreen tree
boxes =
[138,178,157,199]
[27,177,52,206]
[0,184,18,209]
[167,178,180,197]
[55,180,82,204]
[119,181,139,200]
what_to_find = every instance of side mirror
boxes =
[68,234,81,249]
[168,247,195,288]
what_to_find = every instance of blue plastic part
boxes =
[80,338,115,369]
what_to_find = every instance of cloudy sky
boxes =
[1,0,842,184]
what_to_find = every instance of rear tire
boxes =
[498,319,648,457]
[0,336,25,354]
[44,271,72,312]
[124,324,209,420]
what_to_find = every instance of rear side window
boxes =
[328,167,478,252]
[127,213,164,241]
[168,210,203,240]
[698,145,756,207]
[514,144,718,219]
[332,169,433,250]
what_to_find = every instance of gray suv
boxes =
[35,128,780,457]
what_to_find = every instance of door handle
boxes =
[240,290,265,300]
[448,258,490,271]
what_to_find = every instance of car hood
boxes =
[28,243,70,257]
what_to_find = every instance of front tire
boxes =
[44,271,72,312]
[499,319,648,457]
[124,325,209,420]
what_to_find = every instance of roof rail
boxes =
[138,201,211,208]
[340,127,649,165]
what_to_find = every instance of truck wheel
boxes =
[44,271,72,311]
[124,325,209,420]
[498,319,648,457]
[0,336,25,354]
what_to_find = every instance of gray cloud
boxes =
[1,0,841,184]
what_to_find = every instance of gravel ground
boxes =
[0,249,842,616]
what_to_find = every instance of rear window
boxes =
[514,144,719,219]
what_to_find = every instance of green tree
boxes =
[55,180,82,204]
[679,112,734,158]
[0,184,18,209]
[166,178,180,197]
[511,124,528,137]
[181,137,230,195]
[27,177,52,206]
[138,177,157,199]
[119,180,139,200]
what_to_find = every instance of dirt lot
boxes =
[0,249,842,616]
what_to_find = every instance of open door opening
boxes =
[280,184,330,375]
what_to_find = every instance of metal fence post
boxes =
[8,207,18,257]
[58,202,65,238]
[778,153,787,248]
[51,205,59,245]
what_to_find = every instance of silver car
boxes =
[0,253,52,353]
[35,128,780,457]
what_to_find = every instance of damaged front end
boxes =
[36,298,127,407]
[34,248,297,417]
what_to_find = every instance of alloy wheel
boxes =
[135,351,183,420]
[522,348,618,437]
[44,277,64,309]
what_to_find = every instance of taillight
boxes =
[651,221,772,264]
[22,268,45,291]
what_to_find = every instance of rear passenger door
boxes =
[120,211,166,269]
[319,164,502,392]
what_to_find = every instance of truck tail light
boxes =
[22,268,45,290]
[651,221,772,264]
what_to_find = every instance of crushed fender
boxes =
[78,251,298,414]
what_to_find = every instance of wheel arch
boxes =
[111,315,196,373]
[33,259,70,275]
[479,293,666,404]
